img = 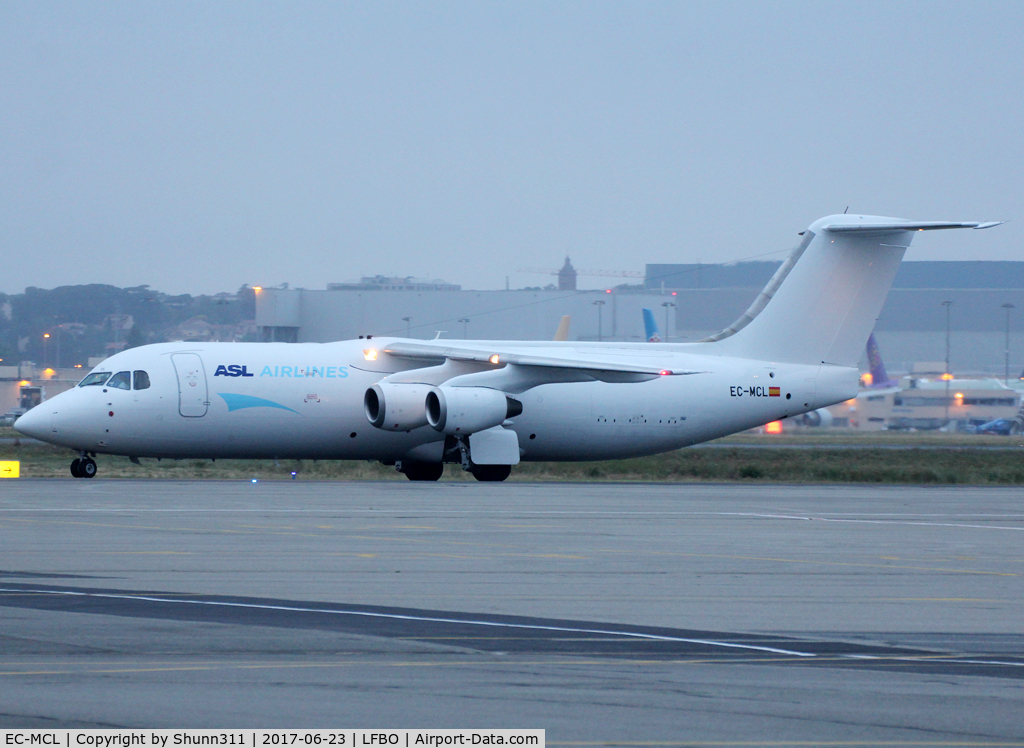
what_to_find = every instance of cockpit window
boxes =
[133,370,151,390]
[106,371,131,390]
[79,372,111,387]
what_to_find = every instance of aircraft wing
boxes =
[378,340,703,392]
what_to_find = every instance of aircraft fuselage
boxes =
[27,340,855,463]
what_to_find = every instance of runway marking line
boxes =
[875,597,1010,602]
[591,549,1021,577]
[4,520,1020,575]
[3,651,1023,680]
[93,551,195,555]
[718,512,1024,532]
[0,517,522,549]
[0,654,817,678]
[0,586,816,658]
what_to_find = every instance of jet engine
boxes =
[796,408,833,428]
[364,383,432,431]
[425,386,523,434]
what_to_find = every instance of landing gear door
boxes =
[172,353,209,417]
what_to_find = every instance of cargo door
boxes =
[172,353,209,417]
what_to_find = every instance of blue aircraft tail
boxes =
[642,309,662,342]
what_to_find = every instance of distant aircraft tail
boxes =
[642,309,662,342]
[865,333,898,388]
[700,216,1001,367]
[553,315,571,342]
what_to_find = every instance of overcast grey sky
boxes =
[2,1,1021,295]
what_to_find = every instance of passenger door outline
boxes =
[171,353,209,417]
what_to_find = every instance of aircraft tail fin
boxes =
[865,333,897,387]
[701,216,1001,367]
[553,315,571,342]
[642,308,662,342]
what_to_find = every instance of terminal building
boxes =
[256,261,1024,376]
[1,364,86,424]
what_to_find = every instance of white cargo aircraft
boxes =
[15,215,1001,481]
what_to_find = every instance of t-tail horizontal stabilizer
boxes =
[702,214,1003,367]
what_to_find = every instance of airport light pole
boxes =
[593,300,606,341]
[458,318,470,339]
[942,300,953,423]
[661,302,676,342]
[1003,303,1014,383]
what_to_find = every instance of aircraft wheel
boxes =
[80,458,97,479]
[402,462,443,481]
[471,464,511,482]
[70,458,82,478]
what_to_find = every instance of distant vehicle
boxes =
[2,384,45,426]
[969,418,1020,435]
[15,214,1001,480]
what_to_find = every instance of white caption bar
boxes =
[1,732,543,748]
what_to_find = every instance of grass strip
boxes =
[4,439,1024,484]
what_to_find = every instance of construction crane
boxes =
[518,268,644,278]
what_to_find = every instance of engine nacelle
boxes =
[364,383,431,431]
[425,386,523,434]
[797,408,833,428]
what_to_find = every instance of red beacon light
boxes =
[659,370,673,376]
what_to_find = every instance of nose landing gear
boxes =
[70,455,97,478]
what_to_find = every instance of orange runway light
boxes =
[941,373,954,381]
[764,421,783,434]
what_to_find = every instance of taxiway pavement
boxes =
[2,480,1023,743]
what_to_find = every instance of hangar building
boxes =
[256,262,1024,376]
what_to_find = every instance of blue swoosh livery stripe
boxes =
[217,393,299,414]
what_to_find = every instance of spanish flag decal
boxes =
[769,387,781,397]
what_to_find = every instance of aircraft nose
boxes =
[13,406,49,440]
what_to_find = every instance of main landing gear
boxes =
[469,464,512,482]
[70,455,97,479]
[447,436,512,482]
[396,460,445,482]
[391,437,514,483]
[394,460,512,482]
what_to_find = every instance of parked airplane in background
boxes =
[553,315,571,342]
[788,332,901,429]
[864,333,900,389]
[642,309,662,342]
[15,215,1001,481]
